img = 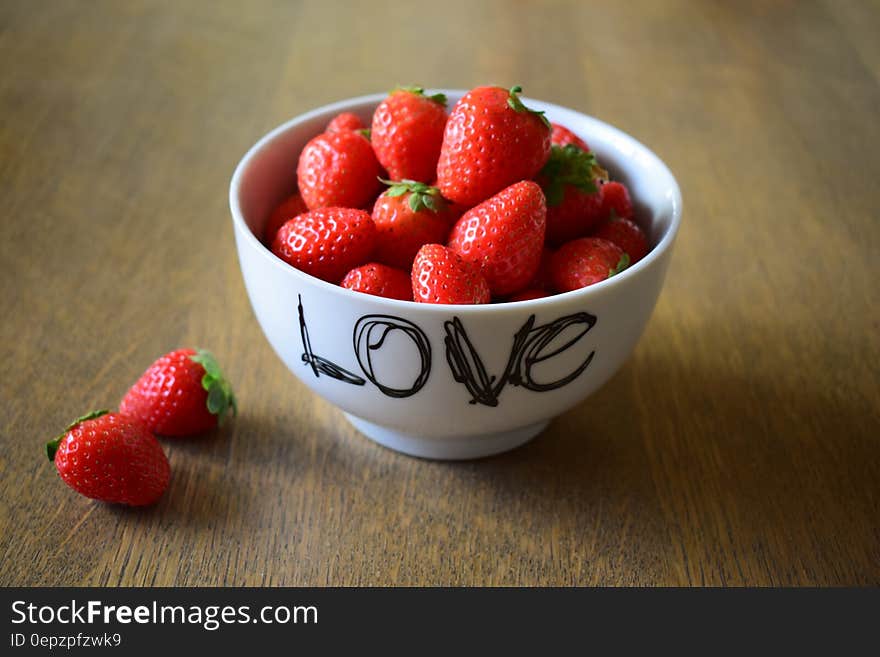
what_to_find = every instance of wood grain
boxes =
[1,0,878,586]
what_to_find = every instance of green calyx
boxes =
[608,253,631,278]
[46,409,109,462]
[394,86,447,107]
[358,128,371,141]
[190,349,237,425]
[539,144,609,206]
[507,85,551,129]
[379,178,445,213]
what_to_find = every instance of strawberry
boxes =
[264,192,308,245]
[447,180,546,297]
[327,112,365,133]
[593,215,649,264]
[437,85,552,206]
[550,237,630,293]
[551,122,589,152]
[371,87,448,183]
[507,288,550,302]
[537,144,608,246]
[372,179,457,269]
[599,180,634,220]
[121,348,236,437]
[297,130,383,210]
[341,262,413,301]
[272,207,376,282]
[46,410,170,506]
[412,244,490,305]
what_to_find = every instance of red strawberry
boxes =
[372,179,458,269]
[412,244,490,305]
[447,180,546,297]
[297,130,383,210]
[551,122,589,152]
[437,85,552,206]
[550,237,629,293]
[593,215,649,264]
[599,181,634,220]
[46,410,170,506]
[538,144,608,246]
[327,112,365,133]
[341,262,413,301]
[371,87,448,183]
[272,207,376,282]
[121,348,236,437]
[507,288,550,302]
[264,192,308,245]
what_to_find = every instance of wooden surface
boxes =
[1,0,878,587]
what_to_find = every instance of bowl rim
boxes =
[229,89,683,314]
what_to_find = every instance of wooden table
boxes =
[1,0,878,587]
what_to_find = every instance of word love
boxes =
[297,295,597,407]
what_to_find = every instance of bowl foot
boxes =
[343,413,549,460]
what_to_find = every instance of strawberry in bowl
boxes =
[229,88,681,459]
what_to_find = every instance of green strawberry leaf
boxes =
[384,183,408,197]
[407,193,423,213]
[46,409,109,461]
[422,194,439,213]
[190,349,237,425]
[379,178,446,214]
[395,86,447,107]
[206,384,228,416]
[539,144,608,207]
[608,253,631,278]
[507,85,551,130]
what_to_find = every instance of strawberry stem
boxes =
[539,144,607,206]
[507,86,551,129]
[394,86,447,107]
[379,178,445,213]
[190,349,237,425]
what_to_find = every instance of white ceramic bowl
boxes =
[230,90,682,460]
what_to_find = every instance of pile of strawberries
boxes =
[47,349,236,506]
[266,85,649,304]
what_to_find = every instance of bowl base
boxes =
[344,413,549,460]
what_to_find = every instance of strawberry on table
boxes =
[551,122,590,152]
[264,192,308,245]
[297,130,383,210]
[550,237,630,293]
[371,87,448,183]
[593,214,649,264]
[538,144,608,246]
[46,410,170,506]
[372,179,458,270]
[121,348,236,437]
[447,180,546,297]
[326,112,365,133]
[272,207,376,283]
[437,85,552,206]
[341,262,413,301]
[599,180,635,220]
[412,244,491,305]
